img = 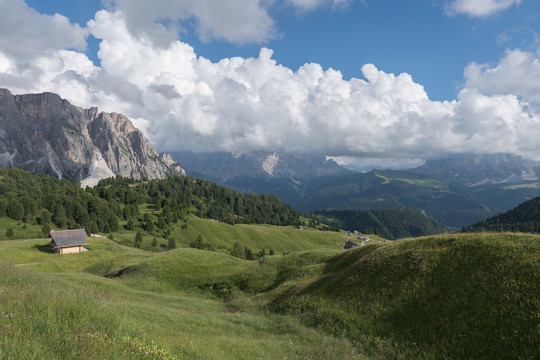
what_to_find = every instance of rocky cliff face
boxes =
[0,89,184,186]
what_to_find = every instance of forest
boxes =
[314,208,448,240]
[0,168,301,237]
[463,196,540,233]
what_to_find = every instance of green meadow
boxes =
[1,227,538,359]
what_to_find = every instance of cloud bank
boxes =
[1,1,540,166]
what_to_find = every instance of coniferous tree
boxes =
[232,241,244,259]
[7,199,24,221]
[40,210,51,225]
[244,247,255,260]
[126,219,135,230]
[167,237,177,249]
[135,232,143,248]
[190,235,203,249]
[144,213,155,232]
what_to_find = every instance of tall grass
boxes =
[270,233,540,359]
[0,239,361,359]
[0,262,177,359]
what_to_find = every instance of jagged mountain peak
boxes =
[0,88,184,186]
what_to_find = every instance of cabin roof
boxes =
[49,229,87,248]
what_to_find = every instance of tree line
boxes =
[463,196,540,233]
[0,168,300,237]
[313,208,448,240]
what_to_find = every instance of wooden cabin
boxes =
[49,229,87,254]
[344,240,359,249]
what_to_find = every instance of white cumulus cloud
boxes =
[465,49,540,103]
[445,0,521,17]
[2,7,540,166]
[0,0,87,62]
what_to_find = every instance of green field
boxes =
[1,230,538,359]
[108,213,361,255]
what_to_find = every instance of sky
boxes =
[1,0,540,169]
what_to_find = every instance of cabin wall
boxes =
[60,246,82,254]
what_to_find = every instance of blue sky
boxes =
[2,0,540,168]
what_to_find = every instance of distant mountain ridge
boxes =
[172,151,540,228]
[410,153,540,187]
[0,89,184,186]
[171,151,351,205]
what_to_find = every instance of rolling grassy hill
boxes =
[270,233,540,359]
[1,231,538,359]
[110,213,358,255]
[0,237,359,360]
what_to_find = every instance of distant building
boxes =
[359,236,370,242]
[344,240,359,249]
[49,229,87,254]
[297,226,304,230]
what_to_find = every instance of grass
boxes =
[0,217,43,240]
[0,237,361,359]
[270,233,540,359]
[1,232,538,359]
[112,214,352,255]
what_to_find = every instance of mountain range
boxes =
[173,151,540,228]
[0,89,184,187]
[3,88,540,229]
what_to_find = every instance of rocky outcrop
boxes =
[0,89,184,186]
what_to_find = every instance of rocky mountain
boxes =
[0,89,184,186]
[171,151,351,206]
[410,153,540,187]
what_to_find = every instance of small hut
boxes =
[344,240,359,249]
[49,229,87,254]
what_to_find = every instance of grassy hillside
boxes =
[0,238,360,360]
[2,232,538,359]
[270,233,540,359]
[109,214,352,256]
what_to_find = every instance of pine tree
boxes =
[135,232,143,248]
[167,238,177,249]
[7,199,24,221]
[126,219,135,230]
[40,210,51,225]
[144,213,155,232]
